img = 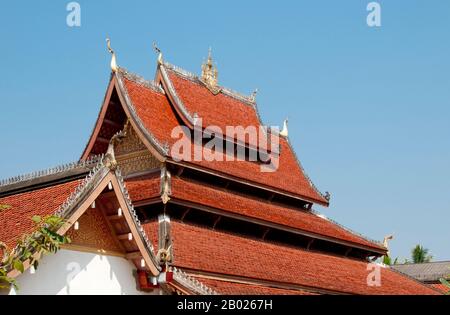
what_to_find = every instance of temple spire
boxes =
[201,48,219,93]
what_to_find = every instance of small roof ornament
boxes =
[106,38,118,72]
[153,42,163,64]
[280,118,289,137]
[383,234,394,256]
[201,48,220,94]
[250,88,258,102]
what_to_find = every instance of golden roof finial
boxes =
[201,47,219,93]
[106,37,118,72]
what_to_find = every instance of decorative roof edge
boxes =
[159,64,196,124]
[0,155,102,189]
[162,62,256,107]
[310,208,386,250]
[55,155,108,218]
[283,139,329,205]
[115,167,161,269]
[12,156,162,274]
[118,68,164,94]
[80,72,115,160]
[115,69,170,156]
[172,267,218,295]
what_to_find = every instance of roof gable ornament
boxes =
[106,38,118,72]
[280,118,289,137]
[250,88,258,103]
[152,42,163,65]
[382,234,394,255]
[201,48,221,94]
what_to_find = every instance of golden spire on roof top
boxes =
[201,48,220,94]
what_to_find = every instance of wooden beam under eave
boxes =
[125,251,141,259]
[176,166,184,177]
[262,228,271,240]
[212,216,221,230]
[307,239,314,250]
[107,214,123,221]
[104,118,123,129]
[345,247,352,257]
[97,137,110,144]
[181,208,191,222]
[117,233,132,240]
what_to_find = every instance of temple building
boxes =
[0,44,441,295]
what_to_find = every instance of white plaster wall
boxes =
[7,249,160,295]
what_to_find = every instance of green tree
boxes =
[411,244,433,264]
[0,215,71,290]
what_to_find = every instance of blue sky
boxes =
[0,1,449,261]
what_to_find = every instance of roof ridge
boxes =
[172,267,218,295]
[115,167,160,268]
[162,62,256,106]
[55,155,107,218]
[0,155,102,189]
[310,209,385,249]
[118,67,164,94]
[283,138,329,205]
[115,69,170,156]
[394,261,450,266]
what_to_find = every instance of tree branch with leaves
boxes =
[0,214,71,290]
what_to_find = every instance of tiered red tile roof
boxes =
[1,53,442,295]
[127,173,383,252]
[161,221,439,295]
[0,179,82,252]
[122,75,328,205]
[165,68,262,132]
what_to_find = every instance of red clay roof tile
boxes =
[165,221,439,295]
[0,179,82,250]
[431,283,449,294]
[169,176,384,252]
[122,77,327,205]
[166,69,261,132]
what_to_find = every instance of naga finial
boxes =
[280,118,289,137]
[383,234,394,256]
[153,42,163,64]
[106,37,118,72]
[250,88,258,102]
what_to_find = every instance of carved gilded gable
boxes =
[66,208,123,254]
[115,123,161,176]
